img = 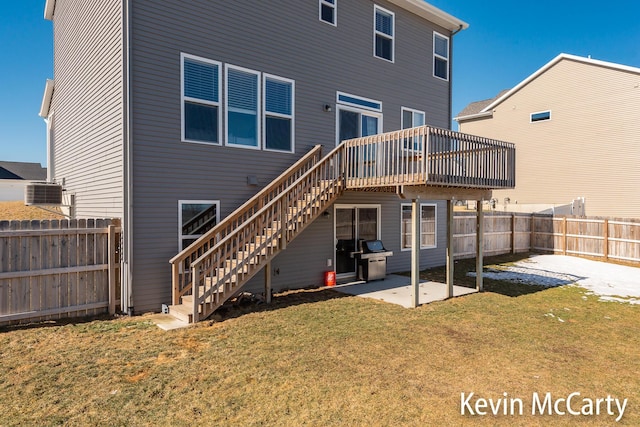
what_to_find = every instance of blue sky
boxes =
[1,1,639,166]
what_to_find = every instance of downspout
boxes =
[448,24,464,130]
[122,0,134,315]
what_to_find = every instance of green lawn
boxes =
[1,254,638,426]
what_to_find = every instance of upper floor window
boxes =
[401,107,425,129]
[374,6,394,62]
[182,54,221,144]
[264,75,295,152]
[531,110,551,122]
[226,65,261,149]
[433,32,449,81]
[319,0,336,26]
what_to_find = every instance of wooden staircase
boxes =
[169,144,345,323]
[169,125,516,323]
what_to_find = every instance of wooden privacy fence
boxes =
[0,219,121,326]
[453,212,640,265]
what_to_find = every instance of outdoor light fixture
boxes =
[323,104,332,112]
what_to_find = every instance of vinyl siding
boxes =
[460,58,640,218]
[49,0,124,218]
[128,0,454,312]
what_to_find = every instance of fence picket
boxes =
[0,218,121,326]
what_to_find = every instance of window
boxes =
[179,200,220,250]
[531,110,551,122]
[433,32,449,80]
[319,0,336,26]
[226,65,261,149]
[182,54,221,144]
[263,75,294,152]
[401,107,425,129]
[336,92,382,145]
[401,203,437,250]
[374,6,394,62]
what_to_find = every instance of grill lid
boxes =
[362,240,386,253]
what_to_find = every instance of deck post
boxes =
[264,261,272,304]
[411,198,420,308]
[476,200,484,291]
[446,200,454,298]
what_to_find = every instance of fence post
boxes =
[530,214,535,251]
[108,224,116,315]
[511,213,516,254]
[603,219,609,261]
[562,217,567,256]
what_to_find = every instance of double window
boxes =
[319,0,336,26]
[374,6,394,62]
[401,107,425,129]
[182,54,295,153]
[433,32,450,81]
[401,203,437,250]
[336,92,382,145]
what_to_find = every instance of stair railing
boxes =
[170,145,324,305]
[187,144,345,321]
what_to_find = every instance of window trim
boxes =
[373,5,395,63]
[530,110,551,123]
[336,91,383,112]
[401,107,426,129]
[181,53,222,145]
[433,31,450,81]
[178,200,220,252]
[225,64,262,150]
[319,0,337,26]
[400,202,437,251]
[263,73,295,153]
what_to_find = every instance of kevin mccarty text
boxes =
[461,392,628,422]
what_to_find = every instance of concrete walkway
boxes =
[332,274,477,308]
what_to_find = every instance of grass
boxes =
[0,200,64,220]
[1,254,639,426]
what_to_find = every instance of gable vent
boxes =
[24,183,63,205]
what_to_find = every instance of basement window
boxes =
[530,110,551,122]
[179,200,220,250]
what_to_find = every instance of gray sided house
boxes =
[40,0,515,319]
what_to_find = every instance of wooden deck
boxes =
[169,125,516,323]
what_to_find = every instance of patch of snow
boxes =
[469,255,640,305]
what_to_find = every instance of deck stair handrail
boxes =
[169,125,514,323]
[169,144,344,322]
[170,144,324,306]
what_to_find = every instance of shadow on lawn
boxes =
[213,286,351,322]
[417,252,565,298]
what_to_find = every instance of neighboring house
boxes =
[0,161,47,201]
[40,0,514,319]
[455,53,640,218]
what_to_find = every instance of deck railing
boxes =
[343,125,515,190]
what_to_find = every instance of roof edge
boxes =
[39,79,55,118]
[387,0,468,32]
[454,111,493,122]
[44,0,55,20]
[480,53,640,113]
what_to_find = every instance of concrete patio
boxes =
[333,274,478,308]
